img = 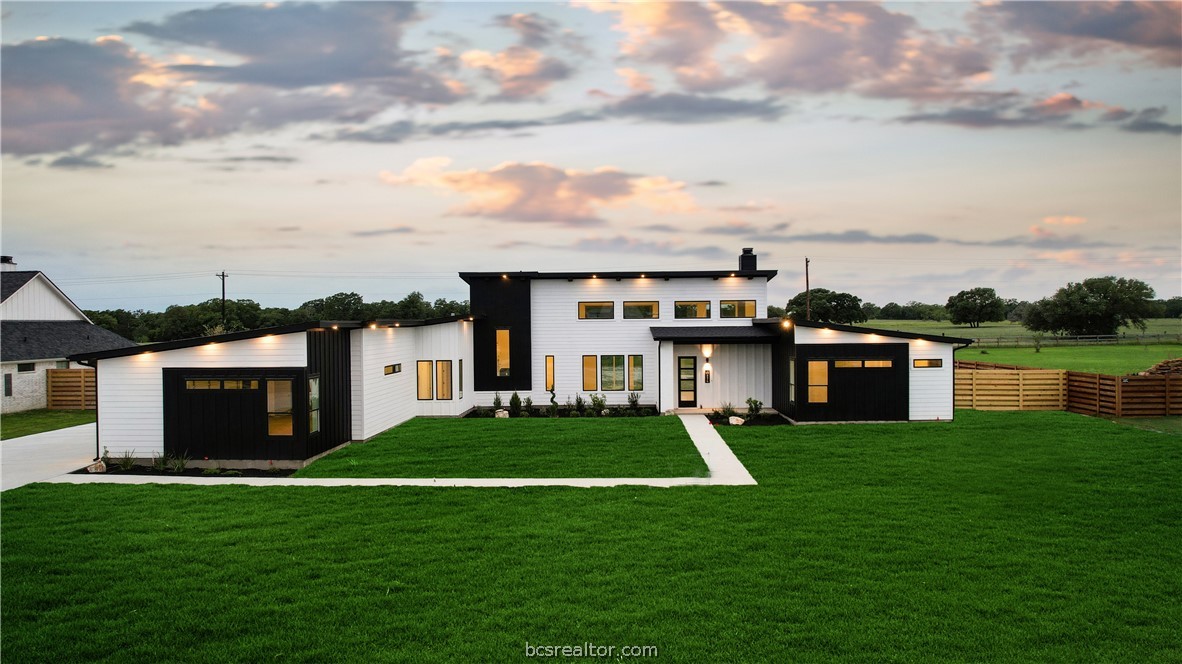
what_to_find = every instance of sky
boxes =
[2,1,1179,312]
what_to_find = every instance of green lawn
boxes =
[869,317,1182,341]
[296,417,709,478]
[957,343,1182,374]
[0,409,96,440]
[3,410,1179,662]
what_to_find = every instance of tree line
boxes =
[85,291,469,343]
[768,276,1180,336]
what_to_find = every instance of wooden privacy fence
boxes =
[46,369,96,409]
[955,360,1180,417]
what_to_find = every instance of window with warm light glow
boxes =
[436,360,453,400]
[417,361,433,400]
[601,355,625,391]
[496,329,510,376]
[458,359,463,399]
[267,380,293,436]
[308,376,320,434]
[384,363,401,375]
[545,355,555,391]
[834,360,863,369]
[720,300,756,318]
[222,380,259,390]
[578,301,615,319]
[582,355,597,391]
[623,301,658,319]
[913,359,943,368]
[186,379,221,390]
[808,361,828,404]
[674,301,710,318]
[788,358,795,403]
[864,360,893,368]
[628,355,643,390]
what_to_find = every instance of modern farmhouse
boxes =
[73,249,971,463]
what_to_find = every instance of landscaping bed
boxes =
[70,465,296,478]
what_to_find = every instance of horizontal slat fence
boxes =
[46,369,96,410]
[955,360,1180,418]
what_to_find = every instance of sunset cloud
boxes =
[1043,215,1087,226]
[461,46,572,100]
[380,158,697,225]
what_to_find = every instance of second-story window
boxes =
[578,301,615,319]
[674,301,710,319]
[720,300,756,318]
[623,301,658,319]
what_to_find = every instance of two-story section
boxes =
[462,248,779,412]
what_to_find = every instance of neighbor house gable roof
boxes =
[1,271,92,322]
[1,321,137,362]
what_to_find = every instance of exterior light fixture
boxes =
[781,320,792,329]
[701,344,713,359]
[331,325,339,330]
[370,323,377,330]
[703,361,713,384]
[502,274,508,279]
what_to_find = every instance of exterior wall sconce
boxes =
[701,344,713,359]
[703,361,713,384]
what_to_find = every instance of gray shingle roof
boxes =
[1,271,39,301]
[1,321,136,362]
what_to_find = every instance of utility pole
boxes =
[804,257,811,321]
[216,271,228,326]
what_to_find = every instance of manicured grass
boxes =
[957,343,1182,374]
[296,417,709,478]
[0,409,95,440]
[1110,417,1182,435]
[870,317,1182,340]
[3,410,1179,662]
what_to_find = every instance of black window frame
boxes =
[436,360,454,401]
[384,363,402,375]
[16,363,35,373]
[719,300,757,319]
[578,301,616,320]
[674,301,711,319]
[913,359,944,368]
[622,301,659,320]
[417,360,433,400]
[600,355,625,391]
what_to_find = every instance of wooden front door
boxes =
[678,356,697,408]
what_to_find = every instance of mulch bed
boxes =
[705,413,790,427]
[71,465,297,478]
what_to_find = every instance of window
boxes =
[3,374,11,397]
[436,360,453,400]
[788,358,795,403]
[578,301,615,319]
[914,359,943,368]
[623,301,658,319]
[720,300,756,318]
[417,361,433,400]
[864,360,893,368]
[807,361,828,404]
[17,363,35,373]
[384,363,402,375]
[582,355,597,391]
[674,301,710,319]
[267,380,294,436]
[601,355,625,391]
[459,359,463,399]
[56,360,70,369]
[496,329,510,377]
[834,360,862,368]
[186,379,221,390]
[223,380,259,390]
[545,355,555,391]
[308,376,321,434]
[628,355,643,391]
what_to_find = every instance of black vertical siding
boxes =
[793,343,909,422]
[770,327,795,418]
[306,328,352,457]
[470,277,532,392]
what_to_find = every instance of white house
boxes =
[73,249,971,463]
[1,256,135,413]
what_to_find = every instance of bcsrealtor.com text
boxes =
[525,642,658,658]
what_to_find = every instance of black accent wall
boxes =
[770,327,795,418]
[792,343,909,422]
[306,328,352,457]
[469,277,532,392]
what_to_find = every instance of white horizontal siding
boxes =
[96,333,307,457]
[0,275,86,321]
[481,277,769,408]
[414,321,474,417]
[793,326,958,420]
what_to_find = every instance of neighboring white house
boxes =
[1,256,135,413]
[73,249,971,462]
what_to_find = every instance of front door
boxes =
[678,356,697,408]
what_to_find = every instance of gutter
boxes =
[76,358,100,461]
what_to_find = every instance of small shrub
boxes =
[523,396,533,411]
[169,454,190,473]
[574,394,587,415]
[202,467,223,476]
[223,469,243,477]
[745,397,763,419]
[568,410,581,418]
[718,402,738,419]
[472,406,492,418]
[627,391,641,411]
[509,391,522,417]
[151,453,168,472]
[548,389,559,418]
[589,393,607,415]
[492,392,503,409]
[117,450,136,471]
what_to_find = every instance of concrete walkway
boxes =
[37,415,757,489]
[2,423,96,492]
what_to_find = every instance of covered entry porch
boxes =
[652,326,777,412]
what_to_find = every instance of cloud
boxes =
[717,202,777,213]
[605,92,784,123]
[48,155,113,170]
[351,226,417,237]
[461,46,572,100]
[1121,107,1182,135]
[1030,92,1108,115]
[980,1,1182,68]
[701,220,756,234]
[773,229,944,244]
[379,157,697,225]
[637,223,682,233]
[571,236,726,259]
[494,13,588,54]
[220,155,297,163]
[1042,215,1087,226]
[697,180,727,187]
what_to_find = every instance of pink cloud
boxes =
[461,46,571,100]
[1042,215,1087,225]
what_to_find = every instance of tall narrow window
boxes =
[496,329,510,377]
[788,358,796,403]
[308,376,321,434]
[807,361,828,404]
[674,301,710,319]
[545,355,555,391]
[582,355,597,391]
[417,361,433,400]
[720,300,756,318]
[3,374,11,397]
[628,355,643,390]
[436,360,453,400]
[601,355,625,391]
[458,359,463,399]
[623,301,658,319]
[578,302,615,319]
[267,380,294,436]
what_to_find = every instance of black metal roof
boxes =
[2,320,136,362]
[764,318,974,345]
[459,269,778,283]
[650,325,779,344]
[1,271,39,301]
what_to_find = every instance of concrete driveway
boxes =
[2,424,96,492]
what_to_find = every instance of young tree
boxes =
[1024,276,1156,336]
[946,288,1007,328]
[785,288,867,324]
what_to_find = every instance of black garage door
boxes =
[794,343,909,421]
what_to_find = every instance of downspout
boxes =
[77,358,100,461]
